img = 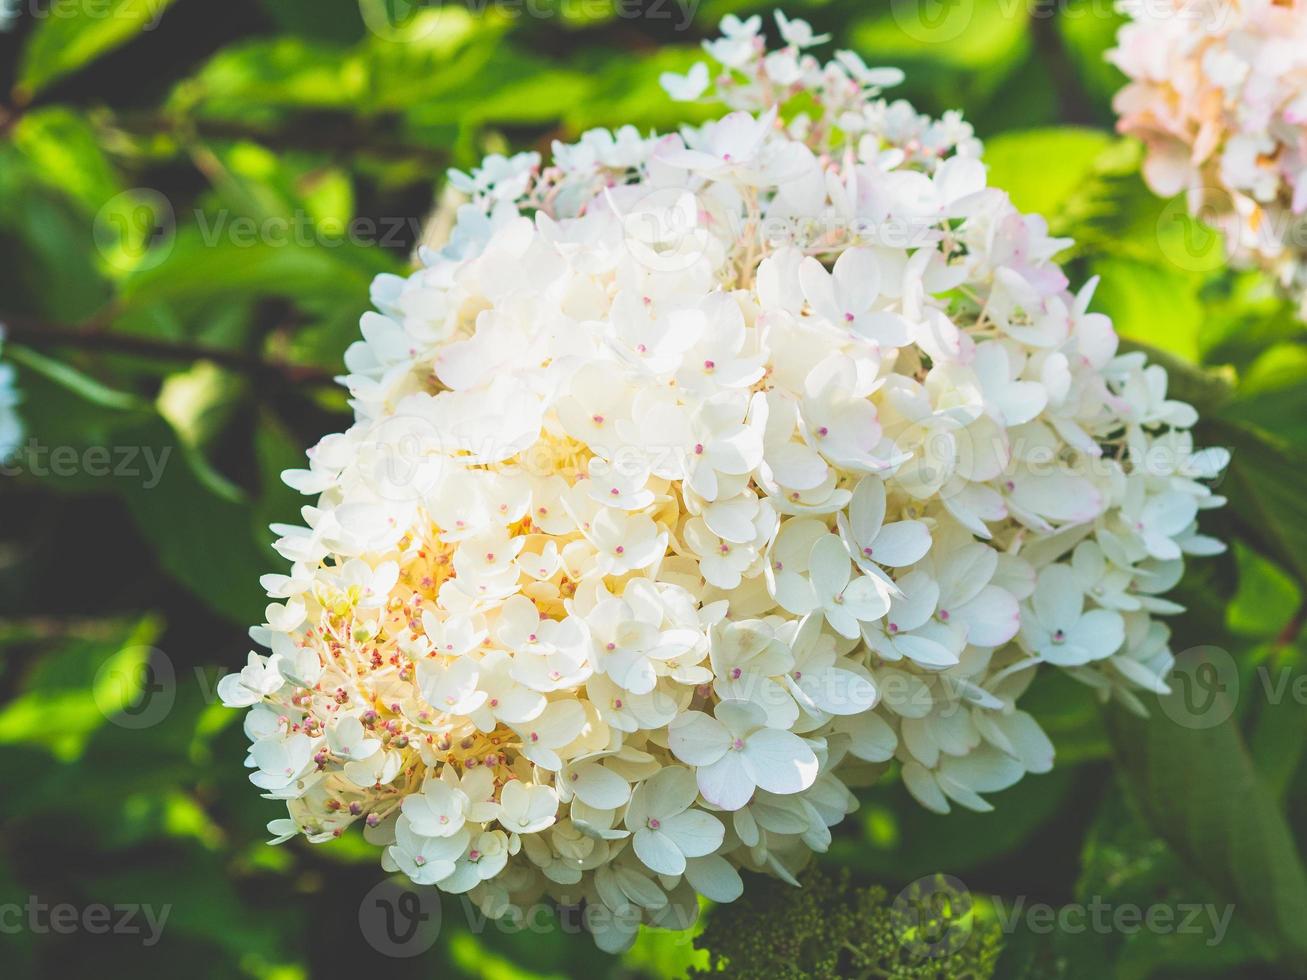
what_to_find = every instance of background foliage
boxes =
[1,1,1306,977]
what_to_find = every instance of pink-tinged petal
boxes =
[1009,473,1103,524]
[951,585,1020,647]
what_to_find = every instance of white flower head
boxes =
[220,15,1228,950]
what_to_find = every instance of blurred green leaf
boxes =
[1069,790,1264,979]
[1209,417,1307,587]
[984,129,1114,221]
[16,0,181,99]
[1227,543,1300,639]
[1105,698,1307,970]
[11,107,123,216]
[1091,257,1204,363]
[0,616,160,760]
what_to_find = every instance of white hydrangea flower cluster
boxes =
[0,327,23,461]
[220,12,1228,951]
[1111,0,1307,318]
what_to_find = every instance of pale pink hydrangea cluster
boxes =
[220,13,1227,950]
[1112,0,1307,316]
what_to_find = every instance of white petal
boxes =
[643,765,700,820]
[569,763,631,810]
[900,761,950,814]
[668,711,731,766]
[841,711,897,762]
[661,809,724,858]
[744,729,818,796]
[950,585,1020,647]
[696,752,756,811]
[893,633,959,669]
[684,855,744,903]
[1066,608,1125,660]
[870,520,931,566]
[633,827,686,876]
[1033,564,1083,632]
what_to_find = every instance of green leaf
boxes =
[1208,416,1307,587]
[8,344,146,412]
[0,165,114,321]
[0,616,162,760]
[10,107,123,216]
[853,0,1029,71]
[115,413,272,623]
[1069,790,1265,979]
[1104,699,1307,970]
[83,849,301,971]
[1248,646,1307,801]
[1227,543,1300,639]
[119,228,376,311]
[258,0,366,43]
[1221,344,1307,448]
[984,129,1115,221]
[12,349,272,622]
[172,37,368,116]
[1090,257,1205,363]
[15,0,180,99]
